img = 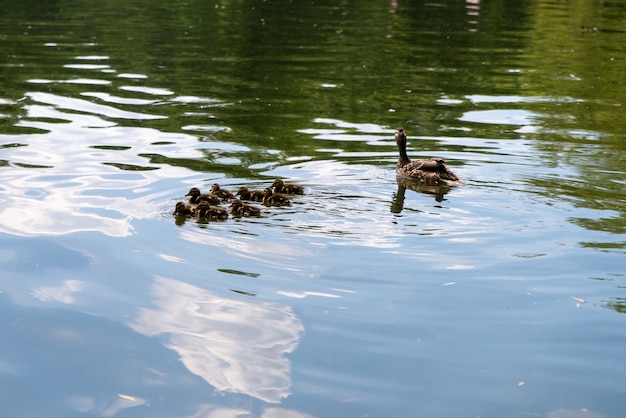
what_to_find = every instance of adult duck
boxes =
[271,178,304,195]
[394,128,463,186]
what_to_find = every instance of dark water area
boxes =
[1,1,626,417]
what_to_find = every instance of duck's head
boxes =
[263,187,273,197]
[394,128,407,146]
[210,183,220,192]
[271,179,284,188]
[186,187,201,197]
[230,199,243,208]
[173,202,186,213]
[236,186,248,195]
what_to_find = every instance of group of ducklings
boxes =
[173,179,304,221]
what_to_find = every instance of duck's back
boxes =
[397,158,462,185]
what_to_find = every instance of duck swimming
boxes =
[210,183,235,201]
[195,201,229,220]
[394,128,463,185]
[230,199,262,217]
[173,201,195,216]
[262,188,291,206]
[186,187,221,205]
[236,186,265,202]
[271,178,304,195]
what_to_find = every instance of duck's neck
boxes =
[397,138,411,168]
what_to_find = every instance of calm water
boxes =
[1,1,625,417]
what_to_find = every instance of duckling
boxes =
[230,199,262,217]
[173,201,195,216]
[186,187,221,205]
[262,188,291,206]
[195,201,229,220]
[236,186,265,202]
[210,183,235,201]
[271,178,304,195]
[394,128,463,186]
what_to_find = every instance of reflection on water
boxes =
[391,176,451,213]
[183,405,313,418]
[24,92,166,121]
[1,0,626,417]
[97,394,147,417]
[129,276,303,404]
[546,409,607,418]
[31,279,83,303]
[180,226,318,265]
[0,87,220,236]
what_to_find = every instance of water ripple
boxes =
[25,92,165,121]
[80,92,157,105]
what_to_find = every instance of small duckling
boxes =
[186,187,221,205]
[230,199,262,217]
[196,201,229,220]
[236,186,265,202]
[271,178,304,195]
[173,201,195,216]
[262,188,291,206]
[210,183,235,201]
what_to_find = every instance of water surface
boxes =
[1,1,625,417]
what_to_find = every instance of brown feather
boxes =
[262,188,292,206]
[395,128,463,185]
[236,186,265,202]
[271,179,304,195]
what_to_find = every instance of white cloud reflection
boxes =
[179,229,317,267]
[26,92,165,120]
[277,291,340,299]
[262,408,313,418]
[67,394,147,416]
[0,92,205,237]
[101,394,147,416]
[31,279,84,303]
[129,276,304,404]
[182,404,313,418]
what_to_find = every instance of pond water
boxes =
[1,1,625,417]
